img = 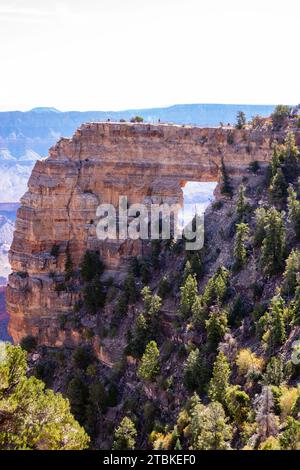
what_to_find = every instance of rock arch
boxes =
[7,122,275,344]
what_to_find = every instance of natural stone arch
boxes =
[7,121,277,344]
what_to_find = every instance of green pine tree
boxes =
[183,260,192,281]
[225,385,250,425]
[191,295,205,326]
[287,184,300,239]
[291,277,300,325]
[174,438,182,450]
[281,249,300,297]
[283,131,299,174]
[262,356,284,386]
[112,417,137,450]
[190,401,232,450]
[138,341,160,381]
[128,313,150,357]
[80,250,104,282]
[280,417,300,450]
[141,286,162,316]
[236,111,246,130]
[180,274,198,317]
[269,167,288,205]
[271,105,291,131]
[260,208,286,275]
[202,266,229,312]
[205,307,228,350]
[233,222,249,269]
[253,207,267,247]
[157,275,170,298]
[262,294,287,352]
[124,273,137,304]
[236,185,249,221]
[183,348,211,392]
[220,158,233,198]
[208,351,231,405]
[0,344,89,450]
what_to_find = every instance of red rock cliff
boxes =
[6,122,278,345]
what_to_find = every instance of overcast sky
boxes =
[0,0,299,111]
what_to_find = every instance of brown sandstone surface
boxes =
[6,122,283,345]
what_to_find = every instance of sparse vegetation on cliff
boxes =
[8,117,300,451]
[130,116,144,123]
[220,158,233,197]
[0,343,89,450]
[235,111,247,130]
[271,105,292,131]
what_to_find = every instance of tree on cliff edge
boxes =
[235,111,246,129]
[220,158,233,198]
[0,343,89,450]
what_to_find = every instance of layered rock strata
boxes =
[7,122,281,344]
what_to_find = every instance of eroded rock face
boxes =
[7,122,277,344]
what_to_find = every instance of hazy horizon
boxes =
[0,102,288,114]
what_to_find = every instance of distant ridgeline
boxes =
[0,104,276,158]
[0,104,276,203]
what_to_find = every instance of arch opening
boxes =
[179,181,217,228]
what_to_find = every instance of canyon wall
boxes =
[6,122,279,345]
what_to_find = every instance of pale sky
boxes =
[0,0,299,111]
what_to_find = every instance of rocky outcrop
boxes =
[6,122,280,345]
